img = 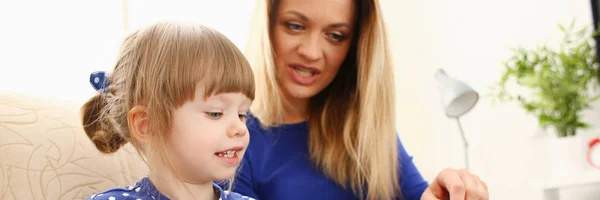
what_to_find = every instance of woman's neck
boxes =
[148,163,217,200]
[281,91,310,124]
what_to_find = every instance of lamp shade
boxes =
[435,69,479,118]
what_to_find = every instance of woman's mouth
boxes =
[288,64,321,85]
[293,66,315,77]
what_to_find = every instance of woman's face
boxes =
[272,0,355,101]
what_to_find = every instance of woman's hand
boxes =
[421,168,488,200]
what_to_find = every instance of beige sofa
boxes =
[0,91,148,200]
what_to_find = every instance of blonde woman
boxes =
[231,0,489,199]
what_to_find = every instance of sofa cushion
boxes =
[0,91,148,200]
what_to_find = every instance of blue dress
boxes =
[87,177,255,200]
[229,114,430,200]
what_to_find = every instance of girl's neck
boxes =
[148,163,217,200]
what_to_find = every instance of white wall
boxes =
[381,0,600,199]
[0,0,254,102]
[0,0,124,102]
[126,0,254,52]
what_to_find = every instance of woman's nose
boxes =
[297,33,323,61]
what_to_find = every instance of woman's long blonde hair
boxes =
[245,0,399,199]
[81,22,255,192]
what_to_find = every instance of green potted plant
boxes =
[490,21,600,176]
[491,21,600,138]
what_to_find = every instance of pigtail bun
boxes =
[81,94,127,154]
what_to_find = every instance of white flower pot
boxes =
[545,129,588,177]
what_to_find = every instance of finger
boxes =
[473,175,489,200]
[458,170,479,200]
[428,176,450,200]
[438,169,466,200]
[421,187,442,200]
[481,179,488,191]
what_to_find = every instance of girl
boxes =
[82,22,256,200]
[232,0,489,199]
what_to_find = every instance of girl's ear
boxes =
[128,106,150,144]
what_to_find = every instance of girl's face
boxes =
[163,83,252,183]
[272,0,355,101]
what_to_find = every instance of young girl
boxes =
[82,22,256,200]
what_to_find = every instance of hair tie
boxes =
[90,71,110,94]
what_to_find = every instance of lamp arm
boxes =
[456,117,470,171]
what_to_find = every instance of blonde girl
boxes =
[83,22,256,200]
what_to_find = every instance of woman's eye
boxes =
[206,112,223,119]
[328,32,346,42]
[287,22,305,32]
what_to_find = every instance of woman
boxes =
[233,0,489,199]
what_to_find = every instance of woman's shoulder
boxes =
[245,111,308,134]
[245,112,264,130]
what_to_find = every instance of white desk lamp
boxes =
[434,69,479,170]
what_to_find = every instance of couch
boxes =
[0,91,147,200]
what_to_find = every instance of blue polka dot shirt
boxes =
[87,177,254,200]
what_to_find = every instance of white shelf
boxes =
[542,170,600,190]
[541,170,600,200]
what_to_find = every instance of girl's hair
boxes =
[245,0,398,199]
[81,22,254,188]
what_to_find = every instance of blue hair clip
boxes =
[90,71,110,94]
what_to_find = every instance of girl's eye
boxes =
[206,112,223,119]
[238,114,247,122]
[287,21,305,32]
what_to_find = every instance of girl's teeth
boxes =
[294,67,314,77]
[217,151,236,158]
